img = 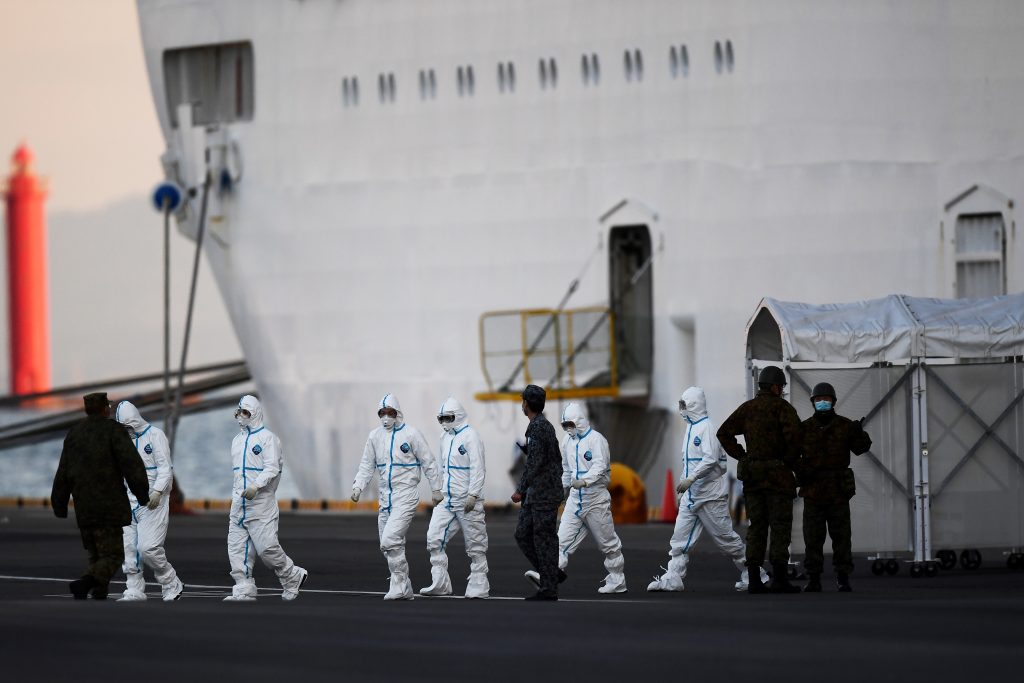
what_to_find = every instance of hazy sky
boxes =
[0,0,240,390]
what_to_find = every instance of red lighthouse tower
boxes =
[3,143,51,395]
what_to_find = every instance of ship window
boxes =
[548,58,557,87]
[539,58,548,89]
[418,69,436,100]
[725,40,734,72]
[342,76,359,107]
[163,41,254,127]
[498,62,516,93]
[624,50,633,81]
[388,73,396,100]
[680,45,689,76]
[714,41,724,73]
[669,46,678,77]
[467,65,475,95]
[955,213,1006,297]
[457,66,465,96]
[633,49,643,81]
[590,54,600,84]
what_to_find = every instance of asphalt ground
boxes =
[1,507,1021,681]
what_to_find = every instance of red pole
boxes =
[3,143,51,395]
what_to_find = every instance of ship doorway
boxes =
[608,225,653,396]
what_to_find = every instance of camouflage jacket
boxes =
[717,391,802,494]
[51,415,150,528]
[516,413,563,508]
[798,412,872,502]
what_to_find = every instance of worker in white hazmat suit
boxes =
[526,403,627,594]
[224,395,308,601]
[352,393,443,600]
[420,396,489,598]
[113,401,184,601]
[648,387,769,592]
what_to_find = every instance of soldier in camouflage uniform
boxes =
[51,392,151,600]
[798,382,872,592]
[717,366,803,594]
[512,385,565,601]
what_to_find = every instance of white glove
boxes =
[243,485,259,500]
[571,479,587,490]
[463,495,478,512]
[146,490,162,510]
[676,476,695,495]
[431,490,444,505]
[350,487,362,503]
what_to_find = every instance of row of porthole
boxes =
[340,42,737,107]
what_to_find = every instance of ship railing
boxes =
[475,306,618,401]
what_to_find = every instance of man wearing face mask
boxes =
[648,387,768,592]
[224,395,308,601]
[512,384,564,600]
[717,366,803,594]
[798,382,872,592]
[113,400,184,601]
[352,393,443,600]
[419,396,489,598]
[526,402,626,594]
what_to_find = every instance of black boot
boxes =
[804,574,822,592]
[90,584,108,600]
[770,563,801,594]
[836,572,852,592]
[747,563,769,594]
[69,575,97,600]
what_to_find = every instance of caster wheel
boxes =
[787,565,799,580]
[960,549,982,570]
[924,562,939,578]
[1007,553,1021,570]
[884,559,900,576]
[937,550,957,571]
[910,562,924,578]
[871,559,885,576]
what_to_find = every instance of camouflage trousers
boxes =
[802,500,853,575]
[744,491,794,567]
[79,526,125,587]
[514,503,559,596]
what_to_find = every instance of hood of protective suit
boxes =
[438,396,468,431]
[680,386,708,422]
[560,402,590,435]
[114,400,148,433]
[238,394,265,431]
[379,393,404,422]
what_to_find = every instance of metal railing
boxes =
[475,306,618,401]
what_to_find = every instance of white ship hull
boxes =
[137,0,1024,501]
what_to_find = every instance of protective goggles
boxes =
[437,413,456,425]
[234,408,251,419]
[377,407,398,419]
[560,421,576,430]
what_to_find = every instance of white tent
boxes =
[744,293,1024,575]
[746,293,1024,364]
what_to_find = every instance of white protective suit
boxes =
[113,401,183,601]
[353,393,442,600]
[648,387,768,591]
[420,397,489,598]
[555,403,626,594]
[225,395,308,601]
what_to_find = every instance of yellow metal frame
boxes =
[475,306,618,401]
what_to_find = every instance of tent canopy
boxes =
[746,293,1024,363]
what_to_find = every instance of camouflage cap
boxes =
[83,392,110,415]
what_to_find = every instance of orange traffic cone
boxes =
[659,469,678,523]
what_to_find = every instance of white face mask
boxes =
[381,415,396,430]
